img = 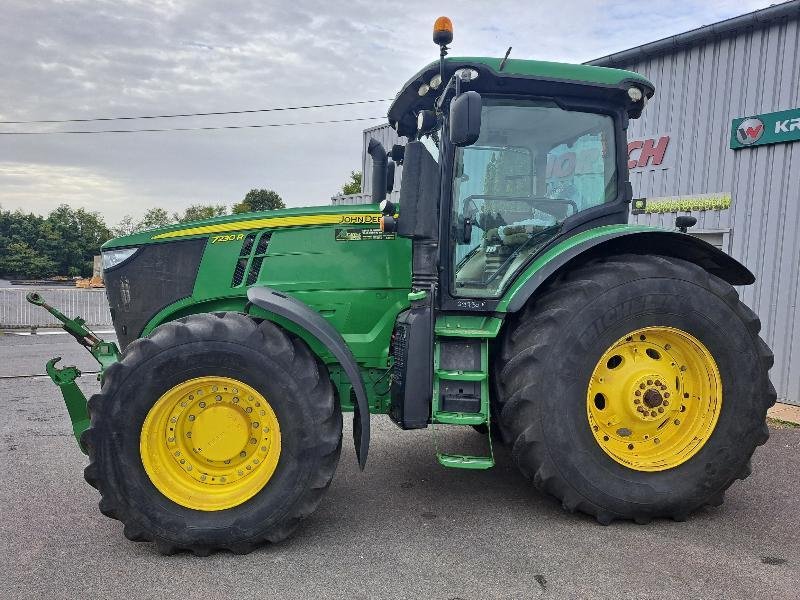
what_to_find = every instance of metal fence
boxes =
[0,288,112,328]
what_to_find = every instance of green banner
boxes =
[731,107,800,149]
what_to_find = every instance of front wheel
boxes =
[494,254,775,524]
[82,312,342,554]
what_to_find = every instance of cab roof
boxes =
[388,56,654,137]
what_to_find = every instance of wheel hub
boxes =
[140,376,281,510]
[586,327,722,472]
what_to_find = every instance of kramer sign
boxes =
[731,107,800,149]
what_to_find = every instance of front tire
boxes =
[494,254,775,524]
[82,312,342,554]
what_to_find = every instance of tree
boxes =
[232,189,285,214]
[0,204,111,278]
[111,215,137,237]
[340,171,362,195]
[113,208,174,237]
[0,241,56,278]
[174,204,228,223]
[42,205,111,277]
[138,207,172,230]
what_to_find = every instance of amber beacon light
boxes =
[433,16,453,46]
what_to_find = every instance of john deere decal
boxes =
[335,227,395,241]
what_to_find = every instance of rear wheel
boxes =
[83,312,342,554]
[494,254,775,523]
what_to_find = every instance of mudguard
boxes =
[246,286,370,469]
[502,227,755,313]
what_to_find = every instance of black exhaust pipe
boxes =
[368,138,387,204]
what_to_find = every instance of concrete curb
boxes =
[768,402,800,425]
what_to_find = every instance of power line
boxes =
[0,116,385,135]
[0,98,392,125]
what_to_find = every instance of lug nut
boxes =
[634,398,641,404]
[655,380,662,386]
[658,407,664,413]
[663,400,669,407]
[650,410,657,417]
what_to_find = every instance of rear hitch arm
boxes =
[26,292,121,453]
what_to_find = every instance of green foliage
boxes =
[0,204,109,279]
[113,207,174,236]
[0,241,57,278]
[341,171,362,195]
[232,189,285,214]
[139,207,172,230]
[174,204,228,223]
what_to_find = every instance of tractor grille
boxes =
[104,238,206,349]
[231,231,271,288]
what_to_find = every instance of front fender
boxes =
[246,286,370,469]
[499,225,754,313]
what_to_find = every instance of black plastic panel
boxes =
[389,306,433,430]
[104,238,206,349]
[440,339,481,372]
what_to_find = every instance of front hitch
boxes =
[26,292,121,453]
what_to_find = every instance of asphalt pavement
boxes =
[1,332,798,600]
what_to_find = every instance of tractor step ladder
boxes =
[431,327,494,470]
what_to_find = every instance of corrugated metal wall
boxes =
[606,14,800,404]
[361,124,405,197]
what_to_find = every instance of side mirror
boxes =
[449,91,481,147]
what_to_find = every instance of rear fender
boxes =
[500,227,754,313]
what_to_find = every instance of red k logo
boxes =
[736,118,765,145]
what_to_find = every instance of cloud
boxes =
[0,161,130,215]
[0,0,777,226]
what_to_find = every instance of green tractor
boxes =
[30,17,774,555]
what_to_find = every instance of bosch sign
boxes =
[627,134,672,171]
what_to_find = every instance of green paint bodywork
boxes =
[410,56,653,90]
[497,224,655,312]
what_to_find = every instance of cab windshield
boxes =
[451,98,617,297]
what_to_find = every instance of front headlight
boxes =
[102,247,139,270]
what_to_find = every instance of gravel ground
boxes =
[1,333,798,600]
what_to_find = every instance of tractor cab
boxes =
[376,18,653,310]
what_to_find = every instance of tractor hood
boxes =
[100,201,412,350]
[102,204,384,250]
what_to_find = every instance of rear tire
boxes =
[82,312,342,554]
[494,254,775,524]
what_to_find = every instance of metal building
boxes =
[333,1,800,404]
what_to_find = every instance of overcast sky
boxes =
[0,0,777,226]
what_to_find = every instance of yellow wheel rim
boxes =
[140,376,281,511]
[587,327,721,472]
